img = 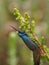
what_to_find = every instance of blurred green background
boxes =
[0,0,49,65]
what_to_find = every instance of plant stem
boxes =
[8,32,18,65]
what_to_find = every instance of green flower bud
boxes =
[24,12,30,21]
[41,36,45,45]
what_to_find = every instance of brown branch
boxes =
[32,33,46,54]
[32,33,49,59]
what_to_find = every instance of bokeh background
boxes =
[0,0,49,65]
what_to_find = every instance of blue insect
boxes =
[10,25,40,65]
